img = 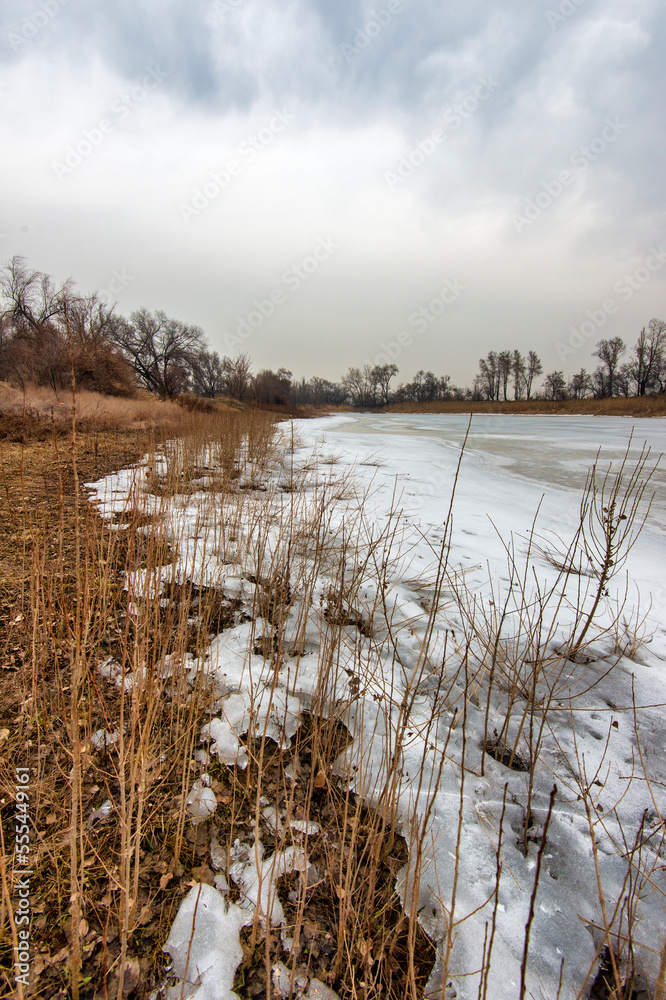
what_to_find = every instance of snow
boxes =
[97,656,133,691]
[187,776,218,824]
[90,728,121,750]
[164,839,313,998]
[163,884,247,1000]
[88,413,666,1000]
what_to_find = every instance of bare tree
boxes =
[625,320,665,396]
[0,257,134,394]
[191,349,226,398]
[373,363,399,405]
[478,351,499,400]
[498,350,512,401]
[438,374,454,399]
[592,336,626,397]
[253,368,292,405]
[543,370,567,400]
[64,293,136,395]
[567,368,591,399]
[222,353,253,400]
[524,351,543,400]
[111,308,206,397]
[341,367,368,407]
[512,350,526,399]
[0,255,70,336]
[0,256,71,390]
[309,377,346,405]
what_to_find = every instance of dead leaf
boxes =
[358,937,374,963]
[159,872,173,890]
[137,904,153,926]
[314,770,327,788]
[0,728,9,744]
[33,952,49,977]
[48,945,70,965]
[46,813,57,825]
[121,957,141,993]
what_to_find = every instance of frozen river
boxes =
[296,409,666,666]
[326,411,666,530]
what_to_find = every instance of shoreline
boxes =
[378,396,666,417]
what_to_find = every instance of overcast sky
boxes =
[1,0,665,385]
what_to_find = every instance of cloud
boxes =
[0,0,665,386]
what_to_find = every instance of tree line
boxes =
[1,257,664,406]
[538,328,666,399]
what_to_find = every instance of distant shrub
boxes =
[173,393,216,413]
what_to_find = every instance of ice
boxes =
[201,685,302,768]
[165,779,316,995]
[290,819,320,836]
[187,776,217,824]
[163,884,248,1000]
[209,827,227,871]
[87,800,113,827]
[292,413,666,999]
[229,838,308,927]
[96,657,133,692]
[90,728,120,750]
[272,962,308,997]
[202,694,251,768]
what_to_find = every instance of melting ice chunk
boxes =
[163,884,248,1000]
[187,775,217,824]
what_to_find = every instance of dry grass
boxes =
[0,382,189,441]
[0,397,434,1000]
[383,395,666,417]
[0,390,663,1000]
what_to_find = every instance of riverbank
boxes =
[382,394,666,416]
[3,404,665,999]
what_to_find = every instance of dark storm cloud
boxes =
[1,0,222,104]
[0,0,556,117]
[1,0,665,383]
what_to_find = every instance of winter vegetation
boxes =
[2,258,665,411]
[1,256,666,1000]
